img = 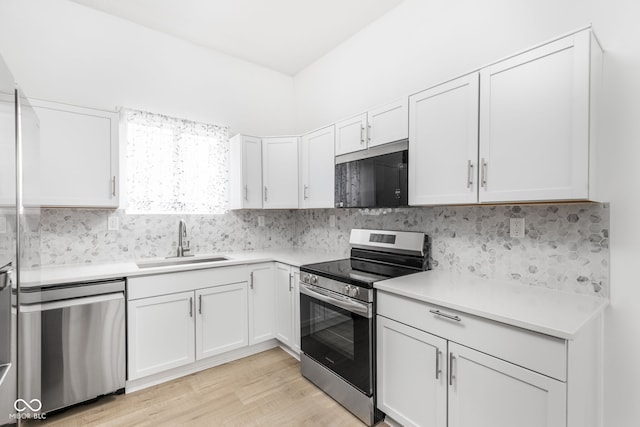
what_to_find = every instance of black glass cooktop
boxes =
[300,258,419,288]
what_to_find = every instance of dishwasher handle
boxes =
[19,292,124,313]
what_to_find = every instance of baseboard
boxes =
[125,339,279,393]
[279,344,300,361]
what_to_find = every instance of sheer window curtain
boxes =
[122,109,230,214]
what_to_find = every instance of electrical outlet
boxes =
[0,217,6,234]
[258,216,265,227]
[329,214,336,228]
[107,215,119,231]
[510,218,525,238]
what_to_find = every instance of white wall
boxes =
[295,0,640,424]
[591,0,640,425]
[293,0,590,133]
[0,0,295,136]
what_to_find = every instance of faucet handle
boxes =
[184,241,191,252]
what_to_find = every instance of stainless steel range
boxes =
[299,229,429,426]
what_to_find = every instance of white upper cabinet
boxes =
[367,98,408,148]
[335,99,409,156]
[335,113,367,156]
[262,136,299,209]
[409,74,480,205]
[32,99,119,207]
[229,134,263,209]
[299,125,335,208]
[478,29,599,203]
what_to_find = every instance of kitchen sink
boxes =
[136,256,230,269]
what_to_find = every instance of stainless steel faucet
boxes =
[177,219,192,257]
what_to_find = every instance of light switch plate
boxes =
[510,218,525,238]
[258,216,265,227]
[107,215,119,231]
[329,215,336,228]
[0,217,6,234]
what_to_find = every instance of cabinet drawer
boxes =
[377,291,567,381]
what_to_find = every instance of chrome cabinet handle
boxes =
[429,309,462,322]
[289,273,293,292]
[481,158,488,188]
[189,297,193,318]
[360,126,365,144]
[112,176,116,197]
[449,352,455,386]
[244,185,248,201]
[250,271,254,289]
[303,185,309,200]
[198,295,202,314]
[264,186,268,202]
[435,349,442,379]
[367,123,371,142]
[467,161,474,189]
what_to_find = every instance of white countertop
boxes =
[20,248,344,288]
[374,270,608,340]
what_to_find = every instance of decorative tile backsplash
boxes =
[296,203,609,297]
[36,202,609,297]
[37,209,295,266]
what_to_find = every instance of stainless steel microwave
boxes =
[335,142,408,208]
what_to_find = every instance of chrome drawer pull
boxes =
[429,309,461,322]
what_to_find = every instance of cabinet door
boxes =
[335,113,367,156]
[248,263,276,345]
[448,342,566,427]
[377,316,447,427]
[274,263,293,347]
[229,134,262,209]
[299,126,335,208]
[291,268,301,354]
[127,291,195,380]
[32,100,118,207]
[479,30,590,203]
[367,98,408,148]
[262,137,299,208]
[409,74,479,205]
[195,283,248,360]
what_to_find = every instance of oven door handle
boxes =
[300,283,372,318]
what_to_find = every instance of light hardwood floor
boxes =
[30,348,378,426]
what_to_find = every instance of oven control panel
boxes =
[300,272,372,303]
[301,273,318,285]
[344,284,360,298]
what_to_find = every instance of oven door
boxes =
[299,283,373,395]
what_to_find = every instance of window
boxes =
[124,109,229,214]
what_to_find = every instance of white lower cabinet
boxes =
[196,283,248,360]
[274,263,300,351]
[248,263,276,344]
[128,291,195,380]
[127,263,302,386]
[377,316,447,427]
[291,268,301,354]
[448,342,565,427]
[377,290,599,427]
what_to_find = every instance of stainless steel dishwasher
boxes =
[19,279,125,414]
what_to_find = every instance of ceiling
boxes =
[70,0,404,75]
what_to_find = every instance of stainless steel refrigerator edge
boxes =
[0,52,42,425]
